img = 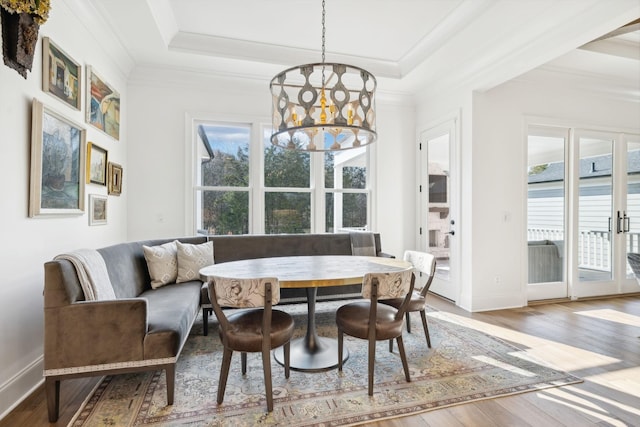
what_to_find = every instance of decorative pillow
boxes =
[143,241,178,289]
[177,241,214,283]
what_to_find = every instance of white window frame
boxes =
[185,113,373,235]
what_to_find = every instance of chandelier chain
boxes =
[321,0,326,64]
[269,0,377,151]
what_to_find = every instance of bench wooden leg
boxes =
[203,307,209,336]
[46,377,60,422]
[165,365,175,405]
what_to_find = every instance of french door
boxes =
[419,120,459,302]
[527,125,640,301]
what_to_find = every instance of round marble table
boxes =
[200,255,412,371]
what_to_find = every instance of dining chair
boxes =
[380,250,436,351]
[336,268,414,396]
[627,253,640,285]
[207,276,295,412]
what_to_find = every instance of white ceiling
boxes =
[91,0,639,97]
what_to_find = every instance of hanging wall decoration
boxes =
[29,98,86,217]
[42,37,81,109]
[86,66,120,140]
[0,0,50,78]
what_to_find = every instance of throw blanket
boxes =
[55,249,116,301]
[350,231,376,256]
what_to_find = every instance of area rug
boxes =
[68,302,581,426]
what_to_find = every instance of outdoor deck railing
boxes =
[528,228,640,272]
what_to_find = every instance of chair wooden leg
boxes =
[405,311,411,333]
[45,377,60,423]
[396,336,411,383]
[262,347,274,412]
[217,348,233,404]
[284,342,291,379]
[388,338,393,352]
[338,329,344,371]
[368,337,376,396]
[165,364,175,404]
[203,307,209,336]
[241,352,247,375]
[420,309,431,348]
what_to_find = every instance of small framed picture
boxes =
[86,142,107,185]
[42,37,81,110]
[29,98,85,217]
[107,162,123,196]
[86,66,120,140]
[89,194,107,225]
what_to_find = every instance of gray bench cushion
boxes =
[139,281,202,358]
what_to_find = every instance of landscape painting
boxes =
[30,99,86,217]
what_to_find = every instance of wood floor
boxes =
[2,295,639,426]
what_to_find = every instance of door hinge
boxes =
[419,142,422,150]
[419,227,422,235]
[419,185,422,192]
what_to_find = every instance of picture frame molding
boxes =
[89,194,108,226]
[107,162,123,196]
[42,37,81,110]
[29,98,86,217]
[86,65,120,140]
[86,142,108,185]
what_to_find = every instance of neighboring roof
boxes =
[529,150,640,183]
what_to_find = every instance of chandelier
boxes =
[269,0,377,151]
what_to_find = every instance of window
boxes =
[194,123,250,235]
[190,119,371,235]
[263,128,311,233]
[325,149,369,232]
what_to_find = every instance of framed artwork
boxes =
[86,142,107,185]
[29,99,86,217]
[107,162,123,196]
[89,194,107,225]
[42,37,81,110]
[86,66,120,140]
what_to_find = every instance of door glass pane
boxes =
[578,137,613,282]
[527,133,565,283]
[427,134,450,280]
[626,136,640,278]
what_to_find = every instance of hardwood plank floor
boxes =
[1,295,638,426]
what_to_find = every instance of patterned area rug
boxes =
[69,301,581,426]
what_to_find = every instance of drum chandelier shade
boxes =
[269,0,377,152]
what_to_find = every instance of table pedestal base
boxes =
[274,287,348,371]
[274,336,348,372]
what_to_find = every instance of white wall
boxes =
[416,73,640,312]
[125,67,416,258]
[0,0,129,418]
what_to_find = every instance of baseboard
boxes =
[0,356,44,421]
[528,291,640,306]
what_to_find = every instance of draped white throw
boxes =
[55,249,116,301]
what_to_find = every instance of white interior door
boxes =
[419,120,459,302]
